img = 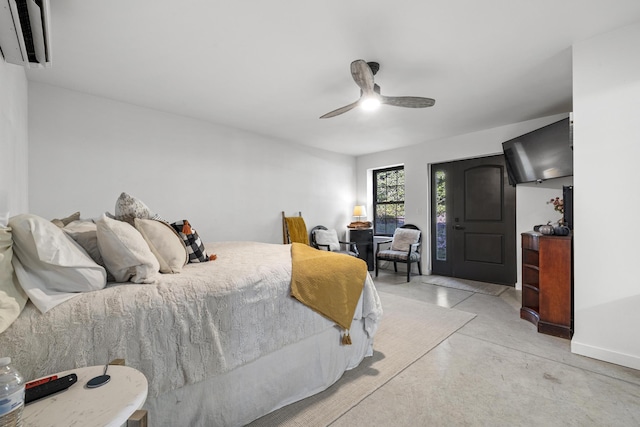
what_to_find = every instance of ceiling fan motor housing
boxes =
[367,62,380,75]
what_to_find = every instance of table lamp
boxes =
[353,205,367,222]
[349,206,370,228]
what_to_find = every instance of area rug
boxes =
[249,291,476,426]
[422,275,509,296]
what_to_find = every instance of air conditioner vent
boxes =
[0,0,51,68]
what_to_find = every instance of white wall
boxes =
[28,83,357,244]
[356,113,569,279]
[0,59,28,219]
[571,22,640,369]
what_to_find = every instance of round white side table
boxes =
[23,364,148,427]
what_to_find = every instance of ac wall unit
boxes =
[0,0,51,68]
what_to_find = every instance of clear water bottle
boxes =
[0,357,24,427]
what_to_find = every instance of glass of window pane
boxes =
[374,166,405,236]
[436,170,447,261]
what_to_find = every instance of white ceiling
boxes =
[26,1,640,156]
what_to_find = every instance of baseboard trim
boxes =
[571,340,640,370]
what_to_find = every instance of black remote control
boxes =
[25,373,78,404]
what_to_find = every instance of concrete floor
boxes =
[332,270,640,426]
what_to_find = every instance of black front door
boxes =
[431,155,516,285]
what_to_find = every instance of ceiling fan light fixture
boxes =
[319,59,435,119]
[360,96,381,111]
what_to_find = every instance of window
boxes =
[434,169,447,261]
[373,166,405,236]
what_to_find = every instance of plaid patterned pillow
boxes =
[170,220,211,263]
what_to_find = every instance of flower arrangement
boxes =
[548,197,564,215]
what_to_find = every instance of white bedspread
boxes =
[0,241,382,400]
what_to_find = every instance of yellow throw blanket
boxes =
[285,217,309,244]
[290,243,367,331]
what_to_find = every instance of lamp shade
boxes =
[353,205,367,218]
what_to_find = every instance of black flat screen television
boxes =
[502,118,573,185]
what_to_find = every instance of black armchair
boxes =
[310,225,359,257]
[375,224,422,282]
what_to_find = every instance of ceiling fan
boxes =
[320,59,435,119]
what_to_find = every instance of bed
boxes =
[0,221,383,425]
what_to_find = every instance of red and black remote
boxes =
[25,373,77,404]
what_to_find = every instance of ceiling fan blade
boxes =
[350,60,375,95]
[381,96,436,108]
[319,100,360,119]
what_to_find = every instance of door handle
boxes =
[453,224,466,230]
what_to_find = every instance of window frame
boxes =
[373,165,405,236]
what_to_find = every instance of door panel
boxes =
[431,155,516,285]
[464,166,503,220]
[464,233,504,264]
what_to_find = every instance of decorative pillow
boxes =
[0,226,28,334]
[314,229,340,251]
[114,192,164,225]
[51,211,81,228]
[63,219,116,282]
[171,220,211,263]
[391,228,421,252]
[96,214,160,283]
[134,218,188,274]
[8,214,107,313]
[63,220,102,264]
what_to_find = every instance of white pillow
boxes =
[391,228,421,252]
[96,214,160,283]
[315,229,340,251]
[64,219,116,282]
[134,218,187,274]
[63,220,104,265]
[0,226,28,333]
[8,214,107,313]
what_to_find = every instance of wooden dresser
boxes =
[521,231,573,339]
